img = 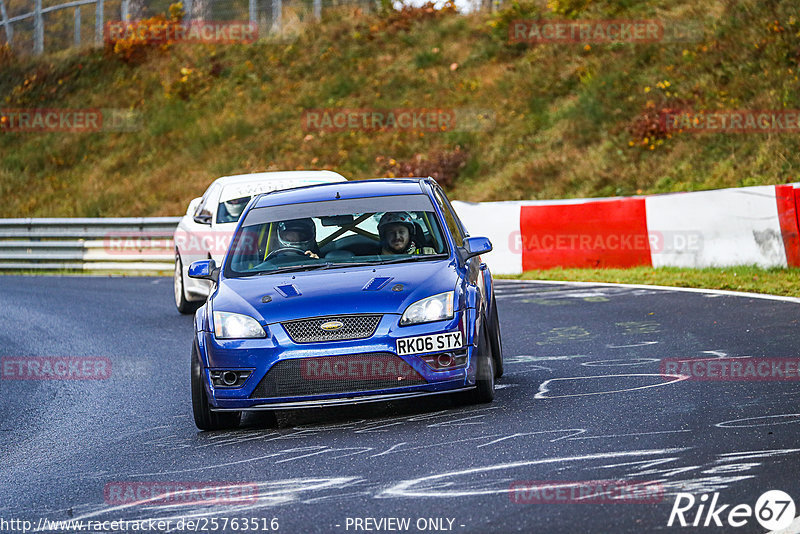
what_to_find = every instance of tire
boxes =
[488,294,504,379]
[175,252,202,315]
[465,322,495,404]
[191,343,241,431]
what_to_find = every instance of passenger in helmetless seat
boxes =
[378,212,435,255]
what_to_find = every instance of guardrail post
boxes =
[314,0,321,21]
[0,0,12,45]
[272,0,281,33]
[34,0,44,54]
[95,0,104,45]
[74,6,81,46]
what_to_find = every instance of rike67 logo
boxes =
[668,490,795,530]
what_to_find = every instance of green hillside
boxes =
[1,0,799,217]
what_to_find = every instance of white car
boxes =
[173,170,347,313]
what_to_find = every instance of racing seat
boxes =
[413,222,434,251]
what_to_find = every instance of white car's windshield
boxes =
[217,196,251,224]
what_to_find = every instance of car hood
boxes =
[213,259,462,324]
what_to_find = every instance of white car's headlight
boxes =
[400,292,455,326]
[213,311,266,339]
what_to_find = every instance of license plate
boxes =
[396,331,463,356]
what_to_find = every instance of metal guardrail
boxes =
[0,217,180,271]
[1,0,363,56]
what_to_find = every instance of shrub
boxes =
[0,43,15,67]
[379,146,469,188]
[105,3,184,64]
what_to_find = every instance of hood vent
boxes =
[275,284,301,298]
[362,277,393,291]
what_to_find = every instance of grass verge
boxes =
[2,0,800,216]
[500,266,800,298]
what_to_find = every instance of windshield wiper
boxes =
[255,261,377,275]
[317,262,376,269]
[376,254,449,265]
[257,263,333,275]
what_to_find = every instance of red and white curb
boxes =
[453,183,800,275]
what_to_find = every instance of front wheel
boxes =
[464,323,495,404]
[488,294,504,379]
[191,344,241,431]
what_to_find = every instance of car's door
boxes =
[431,186,487,315]
[180,182,222,297]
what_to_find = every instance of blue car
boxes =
[188,178,504,430]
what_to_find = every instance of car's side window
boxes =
[195,184,220,221]
[432,188,464,247]
[438,187,469,237]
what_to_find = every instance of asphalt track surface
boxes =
[1,276,800,534]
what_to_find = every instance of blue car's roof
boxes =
[252,178,431,209]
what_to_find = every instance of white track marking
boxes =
[581,358,660,367]
[607,341,659,348]
[716,414,800,428]
[378,448,690,498]
[566,429,692,441]
[505,354,587,363]
[715,449,800,462]
[476,429,587,448]
[275,447,372,463]
[507,366,554,374]
[370,443,408,458]
[534,374,688,399]
[701,350,729,358]
[496,279,800,304]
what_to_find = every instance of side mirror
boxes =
[193,210,212,225]
[187,197,202,216]
[459,236,492,261]
[188,259,219,283]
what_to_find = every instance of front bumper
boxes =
[196,310,478,410]
[211,385,476,411]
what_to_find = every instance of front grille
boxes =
[281,314,382,343]
[250,352,427,399]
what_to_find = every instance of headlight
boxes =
[400,292,455,326]
[213,311,266,339]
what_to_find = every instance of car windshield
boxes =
[224,194,449,277]
[217,196,251,224]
